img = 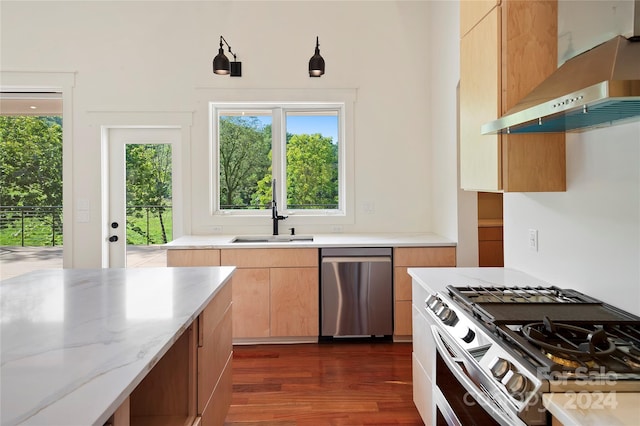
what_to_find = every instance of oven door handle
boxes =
[430,325,525,426]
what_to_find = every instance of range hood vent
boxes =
[482,34,640,134]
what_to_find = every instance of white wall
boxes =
[505,122,640,315]
[424,0,477,266]
[505,0,640,315]
[1,1,439,267]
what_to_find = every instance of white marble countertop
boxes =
[543,392,640,425]
[0,266,235,426]
[165,232,455,249]
[408,266,552,294]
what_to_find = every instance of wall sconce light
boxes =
[308,36,325,77]
[213,36,242,77]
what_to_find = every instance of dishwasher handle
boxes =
[322,256,391,263]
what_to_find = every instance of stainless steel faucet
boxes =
[271,179,287,235]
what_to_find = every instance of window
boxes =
[211,102,345,218]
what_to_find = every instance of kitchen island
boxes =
[1,266,235,426]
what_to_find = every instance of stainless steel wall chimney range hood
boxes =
[482,1,640,135]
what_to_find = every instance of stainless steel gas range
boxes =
[420,284,640,426]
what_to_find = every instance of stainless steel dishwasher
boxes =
[320,247,393,338]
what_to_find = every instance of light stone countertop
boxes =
[165,232,455,249]
[408,266,552,294]
[543,393,640,425]
[0,266,235,426]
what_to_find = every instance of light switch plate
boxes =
[528,229,538,251]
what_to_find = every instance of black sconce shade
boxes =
[213,46,230,75]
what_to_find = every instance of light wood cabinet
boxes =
[479,225,504,267]
[459,0,566,192]
[270,267,319,337]
[167,249,220,267]
[220,248,317,268]
[111,277,233,426]
[221,248,319,341]
[128,325,197,426]
[393,247,456,339]
[478,192,504,266]
[197,282,233,424]
[168,248,318,342]
[460,0,499,38]
[168,245,457,342]
[230,268,270,338]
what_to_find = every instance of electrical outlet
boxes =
[528,229,538,251]
[211,226,223,234]
[332,225,343,233]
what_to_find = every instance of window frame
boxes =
[210,101,351,224]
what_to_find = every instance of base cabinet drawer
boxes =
[200,353,233,426]
[198,306,232,412]
[394,247,456,338]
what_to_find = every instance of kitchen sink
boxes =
[232,235,314,243]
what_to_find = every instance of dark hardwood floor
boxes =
[224,341,424,425]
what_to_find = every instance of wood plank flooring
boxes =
[224,341,424,425]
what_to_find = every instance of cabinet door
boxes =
[460,6,502,191]
[200,356,232,426]
[500,0,566,192]
[270,267,319,337]
[231,268,270,338]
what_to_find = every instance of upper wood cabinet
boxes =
[460,0,499,38]
[459,0,566,192]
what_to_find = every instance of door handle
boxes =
[109,235,118,242]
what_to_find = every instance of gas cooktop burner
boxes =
[522,316,616,362]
